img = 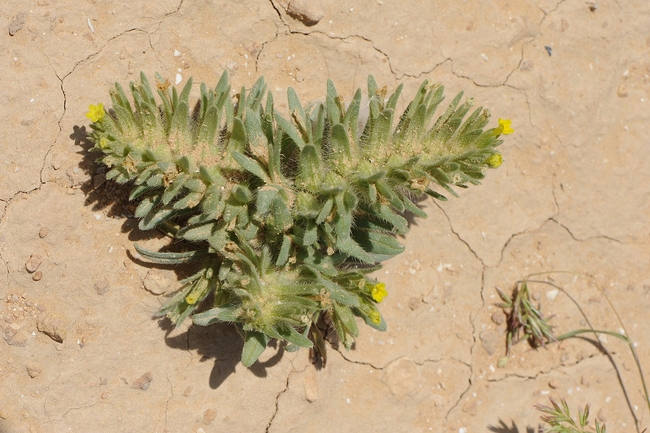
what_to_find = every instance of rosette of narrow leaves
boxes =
[88,71,508,367]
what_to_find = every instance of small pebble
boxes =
[101,391,110,399]
[286,0,324,25]
[491,311,505,325]
[94,279,109,295]
[37,312,67,343]
[131,372,153,390]
[202,408,217,425]
[8,13,27,36]
[26,362,42,378]
[32,271,43,281]
[25,254,43,273]
[38,227,49,238]
[479,330,498,356]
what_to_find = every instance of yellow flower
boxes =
[370,311,381,325]
[86,103,105,123]
[371,282,388,303]
[494,118,514,136]
[485,153,503,168]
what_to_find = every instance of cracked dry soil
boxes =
[2,1,650,432]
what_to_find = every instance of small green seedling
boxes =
[535,398,607,433]
[87,71,512,367]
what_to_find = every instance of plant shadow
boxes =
[159,317,286,389]
[487,419,540,433]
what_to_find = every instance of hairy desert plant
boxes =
[87,71,511,366]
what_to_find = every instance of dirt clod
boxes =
[26,362,42,378]
[36,312,67,343]
[38,227,49,238]
[286,0,324,25]
[94,279,110,295]
[143,270,172,295]
[8,13,26,36]
[131,372,153,390]
[25,254,43,273]
[202,408,217,425]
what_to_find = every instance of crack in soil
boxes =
[264,364,307,433]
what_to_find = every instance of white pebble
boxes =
[175,74,182,85]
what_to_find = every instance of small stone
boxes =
[93,174,106,189]
[586,2,599,12]
[38,227,49,238]
[0,410,6,419]
[491,311,505,325]
[408,297,420,311]
[131,372,153,390]
[32,271,43,282]
[286,0,324,25]
[25,254,43,273]
[26,362,42,378]
[617,84,628,97]
[202,408,217,425]
[143,270,172,295]
[94,279,109,295]
[9,13,27,36]
[548,378,561,389]
[101,391,110,399]
[479,330,498,356]
[36,312,67,343]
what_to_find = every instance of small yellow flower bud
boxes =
[485,153,503,168]
[370,311,381,325]
[371,282,388,303]
[86,103,105,123]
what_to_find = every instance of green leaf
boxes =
[133,243,206,264]
[302,220,318,247]
[336,236,375,264]
[275,112,305,149]
[333,303,359,338]
[241,331,270,367]
[232,151,271,183]
[192,304,241,326]
[277,325,312,348]
[276,234,292,266]
[352,229,405,262]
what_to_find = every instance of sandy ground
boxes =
[2,0,650,432]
